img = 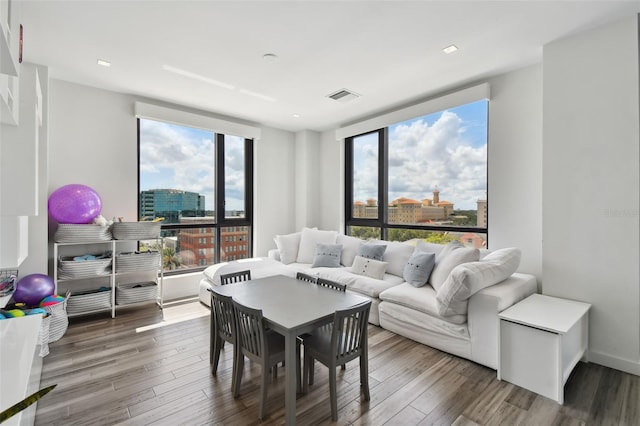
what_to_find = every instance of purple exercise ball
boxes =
[48,184,102,224]
[14,274,55,307]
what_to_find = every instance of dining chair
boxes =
[232,299,301,420]
[220,269,251,285]
[302,300,372,421]
[208,288,238,390]
[317,277,347,292]
[296,271,318,284]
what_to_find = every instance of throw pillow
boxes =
[351,255,388,280]
[435,247,522,318]
[296,228,338,264]
[403,251,436,287]
[336,234,363,267]
[274,231,301,265]
[429,244,480,292]
[358,242,387,261]
[312,243,343,268]
[380,241,415,277]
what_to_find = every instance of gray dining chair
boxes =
[232,299,301,420]
[317,277,346,292]
[220,269,251,284]
[296,272,318,284]
[208,288,238,390]
[302,300,372,421]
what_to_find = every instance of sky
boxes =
[353,99,488,210]
[139,119,245,211]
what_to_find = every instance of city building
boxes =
[139,189,206,222]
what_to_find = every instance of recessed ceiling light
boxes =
[292,114,300,118]
[262,53,278,62]
[442,44,458,54]
[97,59,111,67]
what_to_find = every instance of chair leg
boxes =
[309,358,315,386]
[259,363,269,420]
[296,342,302,393]
[233,353,244,398]
[341,363,346,370]
[360,355,370,401]
[211,336,222,376]
[209,311,215,365]
[329,364,338,421]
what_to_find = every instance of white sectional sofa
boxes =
[198,227,537,369]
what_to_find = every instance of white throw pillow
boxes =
[336,234,363,267]
[311,243,343,268]
[429,244,479,292]
[436,247,522,318]
[351,255,388,280]
[381,241,415,277]
[296,228,338,264]
[274,232,301,265]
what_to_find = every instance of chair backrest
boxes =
[233,300,267,360]
[220,269,252,285]
[317,277,347,292]
[331,300,371,365]
[296,272,318,284]
[209,288,235,343]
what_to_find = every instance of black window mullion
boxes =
[215,133,225,264]
[380,128,388,240]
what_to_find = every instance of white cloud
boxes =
[355,110,487,209]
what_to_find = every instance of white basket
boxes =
[67,289,112,314]
[58,256,112,279]
[43,292,70,342]
[115,252,160,273]
[116,282,157,305]
[54,224,112,243]
[112,222,161,240]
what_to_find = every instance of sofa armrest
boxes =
[468,273,537,369]
[267,249,281,261]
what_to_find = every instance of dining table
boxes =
[213,274,369,425]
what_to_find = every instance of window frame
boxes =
[344,114,488,243]
[137,119,254,276]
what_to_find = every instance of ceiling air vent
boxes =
[327,88,360,103]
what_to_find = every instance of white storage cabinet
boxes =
[53,238,163,318]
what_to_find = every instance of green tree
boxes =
[163,247,181,270]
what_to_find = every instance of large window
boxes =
[138,118,253,274]
[346,99,488,247]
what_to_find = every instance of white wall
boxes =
[543,16,640,375]
[294,130,321,230]
[487,65,543,282]
[319,129,344,232]
[253,126,296,256]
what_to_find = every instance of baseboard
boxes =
[588,349,640,376]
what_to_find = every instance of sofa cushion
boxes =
[297,228,338,263]
[274,231,301,265]
[336,234,363,267]
[313,267,404,298]
[403,251,436,287]
[351,255,388,280]
[358,242,387,261]
[436,247,522,318]
[379,241,415,277]
[379,282,467,324]
[429,243,480,292]
[416,240,446,257]
[311,243,342,268]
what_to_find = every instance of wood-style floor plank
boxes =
[34,302,640,426]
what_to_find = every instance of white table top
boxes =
[499,294,591,334]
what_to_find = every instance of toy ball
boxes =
[14,274,55,307]
[48,184,102,224]
[27,308,48,317]
[0,313,5,320]
[40,294,65,307]
[4,309,25,318]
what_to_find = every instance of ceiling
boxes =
[19,1,640,132]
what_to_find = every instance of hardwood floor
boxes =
[35,302,639,425]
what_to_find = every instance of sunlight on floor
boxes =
[135,301,209,333]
